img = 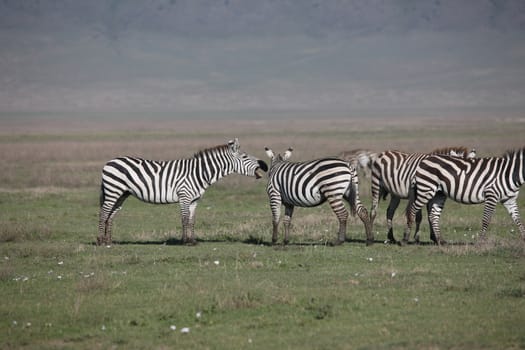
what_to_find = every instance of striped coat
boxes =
[98,139,267,245]
[265,147,371,245]
[407,148,525,244]
[370,146,475,244]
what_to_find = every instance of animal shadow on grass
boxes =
[91,236,267,246]
[90,236,474,247]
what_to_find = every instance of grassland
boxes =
[1,116,524,349]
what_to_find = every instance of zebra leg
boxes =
[97,192,129,245]
[344,179,373,244]
[413,209,423,243]
[404,193,427,246]
[369,170,382,238]
[327,197,348,245]
[269,196,282,245]
[426,192,447,245]
[502,196,525,240]
[356,202,373,245]
[186,201,199,244]
[283,204,294,245]
[179,200,197,245]
[97,210,109,245]
[386,196,401,243]
[479,195,498,242]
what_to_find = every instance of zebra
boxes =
[370,146,476,244]
[406,147,525,245]
[338,149,378,179]
[264,147,372,245]
[97,138,268,245]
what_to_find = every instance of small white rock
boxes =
[180,327,190,334]
[170,325,177,331]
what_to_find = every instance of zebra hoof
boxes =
[329,239,345,246]
[183,239,198,246]
[399,239,408,246]
[365,239,374,246]
[96,236,106,246]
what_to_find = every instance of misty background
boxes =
[0,0,524,119]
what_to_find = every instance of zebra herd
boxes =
[97,138,525,246]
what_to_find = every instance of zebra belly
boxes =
[281,189,325,208]
[132,187,179,204]
[440,185,485,205]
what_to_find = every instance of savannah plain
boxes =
[1,116,524,349]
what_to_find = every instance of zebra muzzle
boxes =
[255,168,265,179]
[255,160,268,179]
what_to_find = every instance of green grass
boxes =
[1,117,525,349]
[1,186,524,349]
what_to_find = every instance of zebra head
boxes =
[228,138,268,179]
[265,147,293,166]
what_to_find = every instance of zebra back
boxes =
[416,147,525,204]
[101,140,265,205]
[372,146,475,199]
[429,146,475,159]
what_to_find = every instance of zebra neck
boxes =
[196,155,233,187]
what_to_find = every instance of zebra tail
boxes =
[345,183,358,217]
[99,182,105,208]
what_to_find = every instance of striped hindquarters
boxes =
[372,151,428,199]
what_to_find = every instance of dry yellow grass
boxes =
[1,116,524,190]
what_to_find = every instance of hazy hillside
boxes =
[1,0,524,118]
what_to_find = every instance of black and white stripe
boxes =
[370,146,475,244]
[98,138,268,245]
[407,147,525,244]
[264,147,372,245]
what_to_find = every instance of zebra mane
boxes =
[430,146,468,158]
[503,147,525,158]
[193,144,229,159]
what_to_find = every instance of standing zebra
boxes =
[406,148,525,244]
[98,139,268,245]
[264,147,372,245]
[338,149,378,179]
[370,146,476,244]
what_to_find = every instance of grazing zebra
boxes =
[98,139,268,245]
[370,146,476,244]
[406,147,525,244]
[338,149,378,179]
[264,147,372,245]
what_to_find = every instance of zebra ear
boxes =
[282,147,293,161]
[228,138,240,153]
[265,147,274,159]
